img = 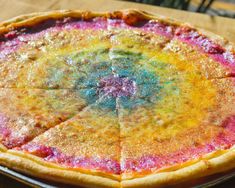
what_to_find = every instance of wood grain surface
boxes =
[0,0,234,187]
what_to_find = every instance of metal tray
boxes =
[0,165,235,188]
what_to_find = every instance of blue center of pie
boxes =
[72,49,161,111]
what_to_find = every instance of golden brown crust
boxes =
[0,9,234,188]
[122,147,235,188]
[0,151,119,188]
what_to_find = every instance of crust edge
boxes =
[0,151,120,188]
[0,9,234,50]
[122,146,235,188]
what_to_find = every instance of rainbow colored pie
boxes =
[0,10,234,188]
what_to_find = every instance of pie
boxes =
[0,9,234,188]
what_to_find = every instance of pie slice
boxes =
[0,89,87,149]
[108,12,235,79]
[0,18,111,89]
[118,78,235,187]
[1,98,121,188]
[0,9,234,188]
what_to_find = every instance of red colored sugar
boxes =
[21,142,121,174]
[174,27,235,69]
[0,113,33,149]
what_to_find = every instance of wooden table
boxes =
[0,0,235,187]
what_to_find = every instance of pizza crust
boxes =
[0,147,234,188]
[122,146,235,188]
[0,150,120,188]
[0,9,234,188]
